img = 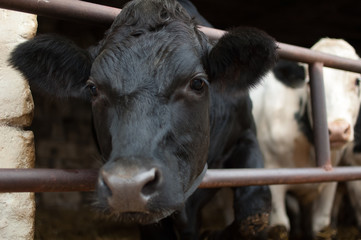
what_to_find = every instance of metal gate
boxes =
[1,0,361,193]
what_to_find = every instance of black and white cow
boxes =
[9,0,277,239]
[336,107,361,233]
[251,38,361,239]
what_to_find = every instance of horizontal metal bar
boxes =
[0,169,98,192]
[198,26,361,73]
[199,167,361,188]
[1,0,361,73]
[278,42,361,73]
[0,0,120,25]
[1,167,361,193]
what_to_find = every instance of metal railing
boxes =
[1,0,361,192]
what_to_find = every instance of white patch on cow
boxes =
[307,39,361,150]
[251,38,361,236]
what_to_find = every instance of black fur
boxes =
[9,35,92,99]
[273,59,306,88]
[353,106,361,153]
[207,27,278,92]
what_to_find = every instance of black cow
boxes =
[9,0,277,239]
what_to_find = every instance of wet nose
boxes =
[328,119,351,147]
[99,166,162,213]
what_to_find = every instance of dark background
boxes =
[193,0,361,52]
[39,0,361,53]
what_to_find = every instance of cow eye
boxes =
[131,30,144,38]
[86,80,98,97]
[190,78,205,92]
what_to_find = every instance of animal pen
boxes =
[1,0,361,199]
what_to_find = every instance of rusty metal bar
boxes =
[278,43,361,73]
[200,25,361,72]
[199,26,361,73]
[0,169,98,192]
[200,167,361,188]
[0,0,120,25]
[1,167,361,192]
[309,63,332,169]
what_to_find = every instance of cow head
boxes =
[9,0,277,224]
[307,39,361,150]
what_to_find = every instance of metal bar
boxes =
[200,167,361,188]
[197,26,225,41]
[0,0,361,73]
[198,26,361,73]
[1,167,361,192]
[0,0,120,25]
[0,169,98,192]
[277,42,361,73]
[309,63,332,169]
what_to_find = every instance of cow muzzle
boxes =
[96,159,207,223]
[328,119,352,149]
[98,165,161,213]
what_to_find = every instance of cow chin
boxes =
[104,209,177,225]
[330,140,350,150]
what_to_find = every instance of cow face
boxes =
[307,39,361,150]
[90,5,211,223]
[10,0,277,224]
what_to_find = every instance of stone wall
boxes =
[0,10,37,240]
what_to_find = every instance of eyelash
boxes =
[86,80,98,98]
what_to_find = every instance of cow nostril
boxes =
[98,174,112,198]
[141,168,162,196]
[328,120,351,141]
[98,167,163,212]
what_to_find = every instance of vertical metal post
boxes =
[309,62,332,170]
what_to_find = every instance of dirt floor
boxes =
[34,206,140,240]
[34,207,361,240]
[34,190,361,240]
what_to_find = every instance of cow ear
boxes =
[206,27,278,92]
[8,34,92,100]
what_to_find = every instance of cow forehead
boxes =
[312,38,359,60]
[320,69,361,123]
[309,38,361,102]
[91,27,207,97]
[312,38,360,88]
[323,67,359,84]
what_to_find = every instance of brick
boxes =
[0,193,35,240]
[0,9,37,127]
[0,71,34,127]
[0,126,35,239]
[0,126,35,168]
[0,9,37,240]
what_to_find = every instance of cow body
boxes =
[9,0,277,239]
[251,39,361,239]
[337,108,361,232]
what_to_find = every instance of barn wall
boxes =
[0,9,37,240]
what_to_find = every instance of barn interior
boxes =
[21,0,361,239]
